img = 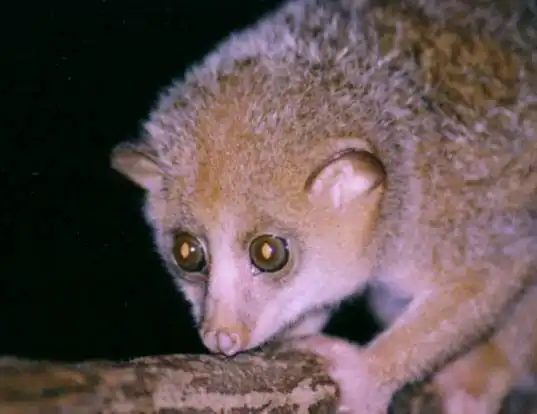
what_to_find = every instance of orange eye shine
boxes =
[172,232,207,273]
[249,235,289,273]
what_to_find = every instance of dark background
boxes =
[1,1,379,363]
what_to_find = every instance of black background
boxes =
[2,1,379,363]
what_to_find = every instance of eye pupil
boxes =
[260,242,273,260]
[179,242,196,260]
[250,235,289,273]
[179,243,190,259]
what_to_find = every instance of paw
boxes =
[434,371,509,414]
[289,335,392,414]
[432,342,512,414]
[439,390,495,414]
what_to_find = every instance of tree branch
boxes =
[0,351,337,413]
[1,351,536,413]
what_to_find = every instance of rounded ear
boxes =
[304,149,386,209]
[111,142,166,192]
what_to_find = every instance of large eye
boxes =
[249,235,289,273]
[172,232,207,273]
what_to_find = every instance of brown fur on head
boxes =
[112,58,387,354]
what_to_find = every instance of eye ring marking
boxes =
[249,235,289,273]
[172,232,207,273]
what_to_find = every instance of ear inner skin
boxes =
[305,149,386,208]
[111,143,165,191]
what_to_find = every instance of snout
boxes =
[201,322,250,356]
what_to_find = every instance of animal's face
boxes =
[113,141,385,355]
[111,74,386,355]
[165,192,383,354]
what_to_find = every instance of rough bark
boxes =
[1,351,536,413]
[0,351,336,414]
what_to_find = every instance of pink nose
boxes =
[202,330,243,356]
